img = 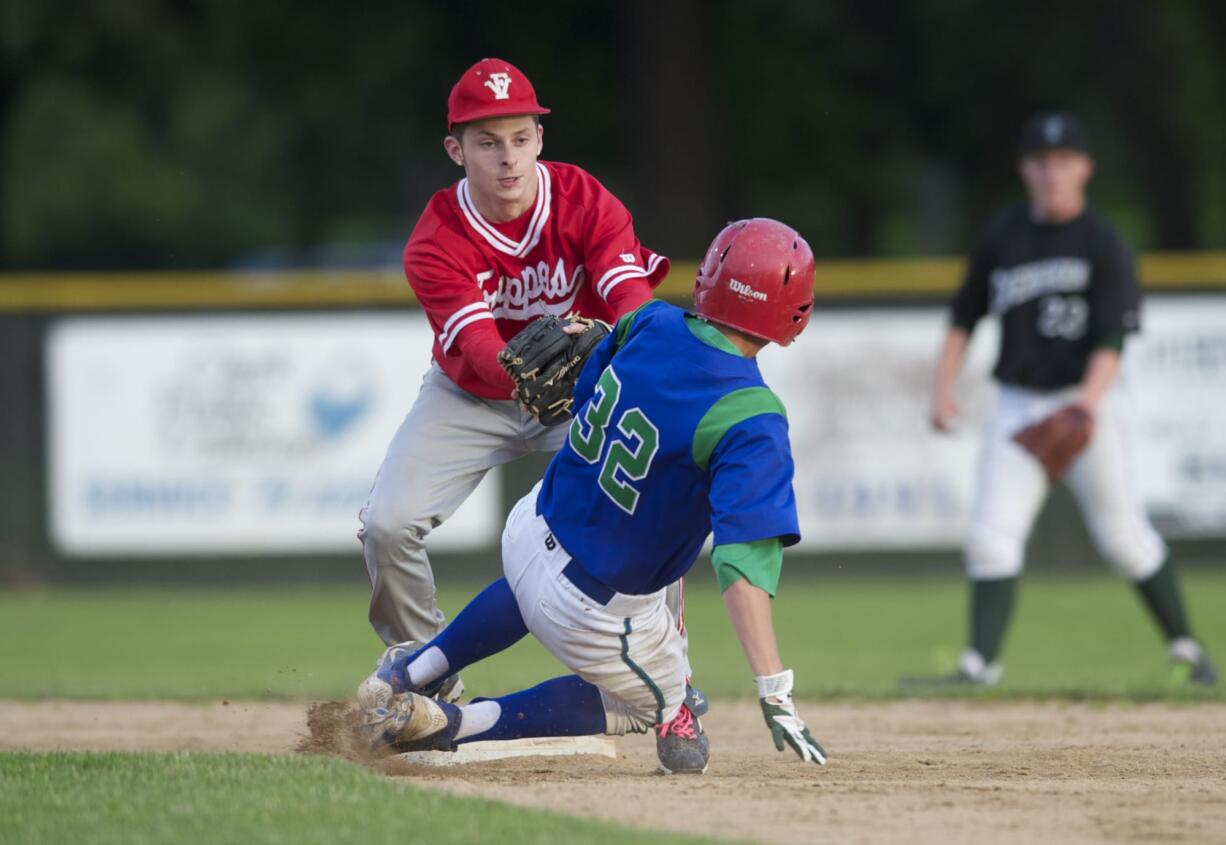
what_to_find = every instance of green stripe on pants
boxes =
[619,617,665,726]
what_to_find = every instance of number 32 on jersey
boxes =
[568,366,660,514]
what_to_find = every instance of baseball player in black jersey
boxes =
[921,112,1216,686]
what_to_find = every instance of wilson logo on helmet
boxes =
[692,217,816,346]
[483,72,513,100]
[729,279,768,301]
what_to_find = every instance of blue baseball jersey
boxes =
[536,300,800,595]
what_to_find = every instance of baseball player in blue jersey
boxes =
[356,218,826,773]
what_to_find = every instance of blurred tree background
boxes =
[2,0,1224,270]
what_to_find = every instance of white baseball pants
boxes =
[502,483,689,735]
[965,384,1166,581]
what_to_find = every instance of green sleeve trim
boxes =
[1096,332,1125,352]
[683,314,744,356]
[613,299,656,349]
[712,539,783,596]
[692,387,787,470]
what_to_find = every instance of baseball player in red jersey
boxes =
[358,59,702,769]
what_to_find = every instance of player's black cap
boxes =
[1018,112,1091,156]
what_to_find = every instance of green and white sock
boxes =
[969,576,1017,665]
[1134,561,1192,642]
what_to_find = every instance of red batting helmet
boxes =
[692,218,816,346]
[447,58,551,131]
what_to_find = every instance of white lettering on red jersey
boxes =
[404,161,669,398]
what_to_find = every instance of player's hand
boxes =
[931,388,959,432]
[756,669,827,765]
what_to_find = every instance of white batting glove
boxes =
[756,669,827,765]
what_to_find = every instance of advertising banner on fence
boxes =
[758,311,994,549]
[1125,298,1226,535]
[46,314,501,555]
[46,297,1226,556]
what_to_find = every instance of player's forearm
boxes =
[1077,347,1121,412]
[457,324,516,393]
[934,327,970,393]
[721,579,785,677]
[930,327,969,429]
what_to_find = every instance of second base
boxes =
[396,735,617,767]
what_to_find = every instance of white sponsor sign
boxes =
[758,312,996,549]
[1126,298,1226,535]
[47,314,501,556]
[758,296,1226,548]
[47,298,1226,557]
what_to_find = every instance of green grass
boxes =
[1,571,1223,701]
[0,752,721,845]
[1,574,1221,844]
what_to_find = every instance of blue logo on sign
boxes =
[309,388,371,439]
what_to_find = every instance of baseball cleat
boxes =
[436,673,465,704]
[1188,656,1219,685]
[683,683,709,717]
[655,703,709,775]
[898,669,997,688]
[899,648,1003,688]
[359,692,463,755]
[357,641,463,712]
[1169,639,1218,686]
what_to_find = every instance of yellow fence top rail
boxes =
[2,252,1226,312]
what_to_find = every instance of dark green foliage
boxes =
[2,1,1225,267]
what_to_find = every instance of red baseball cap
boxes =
[447,58,551,131]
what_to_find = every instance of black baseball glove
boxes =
[497,315,611,426]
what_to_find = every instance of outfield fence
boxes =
[3,255,1225,584]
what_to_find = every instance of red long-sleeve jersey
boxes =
[404,160,669,398]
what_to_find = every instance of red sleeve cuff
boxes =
[604,276,653,316]
[455,320,515,395]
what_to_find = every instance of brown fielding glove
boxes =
[1011,405,1095,481]
[497,315,611,426]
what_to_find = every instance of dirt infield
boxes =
[4,699,1224,844]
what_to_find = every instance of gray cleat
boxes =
[683,683,709,717]
[358,641,463,712]
[899,648,1002,688]
[436,673,465,704]
[655,703,709,775]
[1189,655,1219,685]
[360,691,463,756]
[1170,639,1218,686]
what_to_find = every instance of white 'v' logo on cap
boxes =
[484,72,512,100]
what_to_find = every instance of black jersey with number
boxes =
[949,204,1141,389]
